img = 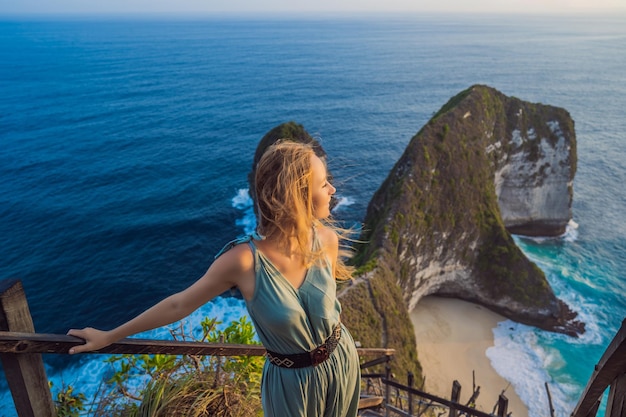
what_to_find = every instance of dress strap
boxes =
[214,231,264,260]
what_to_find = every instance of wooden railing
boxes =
[571,318,626,417]
[2,277,625,417]
[0,279,393,416]
[359,369,510,417]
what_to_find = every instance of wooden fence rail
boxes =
[0,279,393,417]
[2,276,626,417]
[381,377,508,417]
[571,317,626,417]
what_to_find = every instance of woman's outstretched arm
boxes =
[67,243,254,354]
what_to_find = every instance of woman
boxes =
[68,141,361,417]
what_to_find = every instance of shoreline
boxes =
[410,296,529,417]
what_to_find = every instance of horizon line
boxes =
[2,9,626,19]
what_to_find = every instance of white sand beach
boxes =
[410,296,529,417]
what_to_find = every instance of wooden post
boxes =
[0,279,55,417]
[545,382,555,417]
[385,358,391,417]
[605,372,626,417]
[496,394,508,417]
[407,371,414,416]
[449,380,461,417]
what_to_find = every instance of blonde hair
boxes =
[254,141,354,280]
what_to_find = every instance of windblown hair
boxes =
[254,141,354,280]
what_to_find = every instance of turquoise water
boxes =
[1,14,625,416]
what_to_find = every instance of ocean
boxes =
[1,13,625,417]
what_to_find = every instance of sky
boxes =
[1,0,625,15]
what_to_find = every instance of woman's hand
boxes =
[67,327,114,354]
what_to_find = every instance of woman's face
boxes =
[310,154,336,219]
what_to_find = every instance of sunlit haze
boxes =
[1,0,625,15]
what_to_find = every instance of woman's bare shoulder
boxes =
[211,241,256,300]
[212,241,254,275]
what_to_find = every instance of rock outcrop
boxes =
[248,85,583,377]
[493,94,577,236]
[352,84,583,336]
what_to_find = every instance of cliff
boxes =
[352,84,583,336]
[249,85,583,376]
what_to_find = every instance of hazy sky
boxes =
[2,0,625,15]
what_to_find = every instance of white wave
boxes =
[562,219,579,242]
[332,195,355,212]
[543,272,607,347]
[487,321,579,417]
[511,237,606,345]
[232,188,252,210]
[512,219,579,244]
[232,188,257,235]
[522,249,606,346]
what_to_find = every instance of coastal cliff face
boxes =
[352,85,583,336]
[492,91,577,236]
[250,87,582,376]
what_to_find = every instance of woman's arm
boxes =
[67,243,254,354]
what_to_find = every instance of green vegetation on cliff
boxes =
[353,84,581,334]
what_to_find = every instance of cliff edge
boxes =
[352,84,583,336]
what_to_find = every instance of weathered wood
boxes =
[361,355,393,369]
[357,347,395,357]
[606,372,626,417]
[545,382,556,417]
[449,380,461,417]
[0,280,55,417]
[0,331,394,358]
[359,411,385,417]
[0,277,395,417]
[0,331,267,356]
[385,404,413,417]
[466,385,480,407]
[358,395,384,409]
[385,364,391,417]
[407,371,414,416]
[495,394,508,417]
[384,379,496,417]
[572,319,626,417]
[587,400,602,417]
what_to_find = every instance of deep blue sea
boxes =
[1,13,625,417]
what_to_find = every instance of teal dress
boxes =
[216,234,360,417]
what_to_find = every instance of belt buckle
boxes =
[310,345,329,366]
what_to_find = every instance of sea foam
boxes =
[333,195,355,211]
[232,188,256,235]
[487,321,578,417]
[562,219,579,242]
